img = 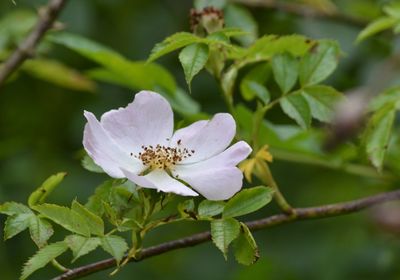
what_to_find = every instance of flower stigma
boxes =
[131,140,195,171]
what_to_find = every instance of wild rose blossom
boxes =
[83,91,251,200]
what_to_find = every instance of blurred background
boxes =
[1,0,400,279]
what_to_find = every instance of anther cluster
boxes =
[132,141,195,170]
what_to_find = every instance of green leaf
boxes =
[85,180,114,216]
[233,35,313,64]
[233,223,259,265]
[81,154,104,173]
[271,53,299,94]
[280,94,311,129]
[4,213,32,240]
[240,80,270,104]
[357,17,398,42]
[29,216,54,248]
[179,43,209,91]
[22,59,96,92]
[148,32,202,62]
[71,200,104,236]
[198,200,225,218]
[102,201,119,226]
[301,85,343,122]
[239,63,270,102]
[100,235,128,263]
[383,3,400,18]
[223,186,274,218]
[28,172,67,208]
[48,32,125,65]
[33,204,91,237]
[364,105,396,171]
[224,4,258,46]
[210,218,240,258]
[21,241,68,280]
[49,32,176,93]
[65,235,101,262]
[369,87,400,111]
[0,202,32,216]
[299,40,340,86]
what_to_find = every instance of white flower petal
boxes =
[101,91,173,153]
[173,113,236,163]
[178,141,252,171]
[173,166,243,201]
[83,111,145,178]
[122,169,198,197]
[169,120,208,145]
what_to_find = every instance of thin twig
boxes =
[53,188,400,280]
[232,0,367,27]
[0,0,68,87]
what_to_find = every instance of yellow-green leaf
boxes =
[22,59,96,92]
[65,235,101,262]
[21,241,68,280]
[198,200,225,218]
[299,40,340,86]
[233,222,259,265]
[211,218,240,259]
[33,204,91,237]
[357,17,398,42]
[28,172,66,208]
[280,93,311,129]
[100,235,128,264]
[271,53,299,94]
[179,43,209,91]
[364,105,396,171]
[29,216,54,248]
[71,200,104,236]
[0,202,32,216]
[4,213,32,240]
[223,186,274,218]
[302,85,343,122]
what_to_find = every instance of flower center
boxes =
[132,141,195,170]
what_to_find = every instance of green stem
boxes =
[256,160,294,215]
[251,98,282,151]
[51,259,68,272]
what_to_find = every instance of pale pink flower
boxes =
[83,91,251,200]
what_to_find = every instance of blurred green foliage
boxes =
[1,0,400,279]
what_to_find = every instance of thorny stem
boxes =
[53,188,400,280]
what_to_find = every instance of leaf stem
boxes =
[51,259,68,272]
[256,160,294,215]
[251,98,282,151]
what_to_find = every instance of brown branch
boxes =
[53,188,400,280]
[0,0,68,87]
[231,0,367,27]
